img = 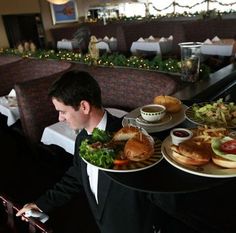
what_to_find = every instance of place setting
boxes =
[0,89,18,108]
[160,98,236,178]
[123,95,187,133]
[184,99,236,128]
[79,126,163,173]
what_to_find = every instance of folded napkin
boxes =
[168,35,173,40]
[137,37,144,42]
[8,89,16,97]
[204,38,212,44]
[103,36,109,41]
[212,36,221,42]
[25,210,49,223]
[110,37,116,41]
[159,37,167,42]
[148,35,155,40]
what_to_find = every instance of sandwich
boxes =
[153,95,182,113]
[170,139,212,166]
[113,126,154,162]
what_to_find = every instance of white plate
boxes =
[136,113,172,127]
[82,139,163,173]
[123,104,187,133]
[161,136,236,178]
[185,102,236,128]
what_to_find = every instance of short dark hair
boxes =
[48,70,102,109]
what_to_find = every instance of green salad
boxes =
[79,128,116,168]
[192,99,236,127]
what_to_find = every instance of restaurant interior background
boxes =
[0,1,236,233]
[0,0,235,49]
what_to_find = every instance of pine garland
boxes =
[0,48,210,79]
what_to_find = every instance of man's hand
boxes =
[16,203,41,221]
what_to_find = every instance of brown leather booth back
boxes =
[0,58,71,96]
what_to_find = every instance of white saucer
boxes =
[136,113,172,127]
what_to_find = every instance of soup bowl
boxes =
[140,104,166,122]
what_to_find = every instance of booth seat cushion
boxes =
[91,67,178,110]
[71,64,179,110]
[0,55,22,66]
[0,58,72,96]
[14,74,60,143]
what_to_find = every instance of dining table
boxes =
[0,96,19,126]
[105,117,235,194]
[201,38,235,57]
[57,39,80,51]
[96,37,117,52]
[103,102,236,233]
[130,36,173,56]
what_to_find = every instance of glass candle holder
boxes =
[179,42,202,82]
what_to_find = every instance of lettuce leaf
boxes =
[79,139,115,168]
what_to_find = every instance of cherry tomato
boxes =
[220,140,236,154]
[113,159,129,166]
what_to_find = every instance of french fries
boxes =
[192,125,229,144]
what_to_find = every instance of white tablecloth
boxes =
[41,108,127,155]
[0,97,19,126]
[96,41,110,52]
[57,40,79,50]
[201,39,234,56]
[130,38,172,55]
[41,121,77,154]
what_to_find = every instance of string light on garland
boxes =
[0,48,211,78]
[151,0,236,12]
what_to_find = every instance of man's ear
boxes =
[80,100,90,114]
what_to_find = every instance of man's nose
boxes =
[58,113,64,122]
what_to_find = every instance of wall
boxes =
[0,18,9,48]
[40,0,88,47]
[0,0,87,48]
[0,0,40,48]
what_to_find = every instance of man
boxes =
[16,70,159,233]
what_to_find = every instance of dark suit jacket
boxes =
[36,112,157,233]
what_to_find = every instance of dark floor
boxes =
[0,118,100,233]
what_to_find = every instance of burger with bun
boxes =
[170,139,212,166]
[113,126,155,162]
[124,133,154,161]
[153,95,182,113]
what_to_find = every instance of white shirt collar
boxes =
[87,110,107,135]
[86,110,107,204]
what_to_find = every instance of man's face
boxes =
[52,98,88,130]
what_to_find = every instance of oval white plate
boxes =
[81,139,163,173]
[161,136,236,178]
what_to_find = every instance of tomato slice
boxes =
[220,140,236,154]
[113,159,129,166]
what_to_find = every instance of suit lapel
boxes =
[95,112,122,219]
[97,170,112,219]
[76,113,123,220]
